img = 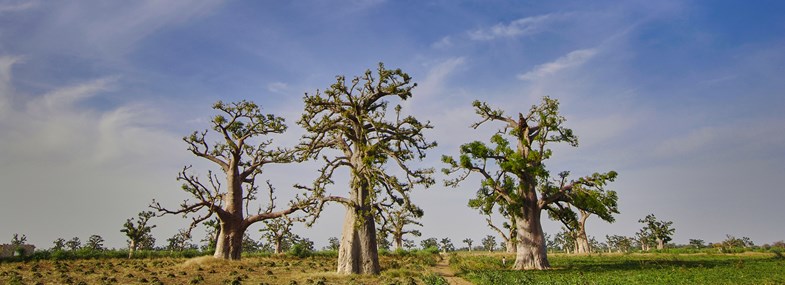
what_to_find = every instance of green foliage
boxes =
[420,238,439,250]
[121,211,156,255]
[420,273,448,285]
[481,235,497,252]
[297,62,436,224]
[639,214,676,249]
[10,234,26,246]
[85,234,105,251]
[288,238,314,258]
[459,253,785,285]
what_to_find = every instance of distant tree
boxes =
[10,234,28,255]
[242,233,261,252]
[376,230,391,251]
[52,238,66,251]
[606,235,632,253]
[443,97,618,269]
[462,238,474,252]
[326,237,340,251]
[553,228,575,253]
[420,237,439,250]
[167,229,193,251]
[440,238,455,252]
[722,235,754,249]
[259,216,296,254]
[121,211,157,258]
[638,214,675,250]
[482,211,517,253]
[545,171,619,254]
[200,218,220,251]
[138,234,156,250]
[403,239,416,250]
[289,237,315,258]
[742,237,754,248]
[86,235,105,251]
[635,228,655,251]
[481,235,497,252]
[689,239,705,249]
[377,203,423,250]
[296,63,435,274]
[151,100,313,260]
[10,234,27,246]
[66,237,81,251]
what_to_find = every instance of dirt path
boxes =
[431,254,473,285]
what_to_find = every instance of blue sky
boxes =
[1,0,784,250]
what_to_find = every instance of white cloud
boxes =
[267,82,289,93]
[0,0,37,13]
[417,57,466,98]
[518,48,597,81]
[431,36,453,49]
[468,14,553,41]
[26,1,221,59]
[0,56,23,113]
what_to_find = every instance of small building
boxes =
[0,244,36,258]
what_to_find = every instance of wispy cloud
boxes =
[267,82,289,93]
[0,56,22,113]
[468,14,553,41]
[518,48,597,81]
[0,0,37,13]
[417,57,466,98]
[25,1,221,59]
[431,36,453,49]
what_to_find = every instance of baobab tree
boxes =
[545,171,619,254]
[443,97,617,270]
[121,211,156,258]
[481,235,497,252]
[297,63,436,274]
[151,100,313,260]
[377,203,423,250]
[639,214,675,250]
[259,216,296,254]
[463,238,474,251]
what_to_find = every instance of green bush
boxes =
[420,273,448,285]
[288,243,312,258]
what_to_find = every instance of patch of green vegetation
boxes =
[457,252,785,285]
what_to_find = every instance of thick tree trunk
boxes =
[506,239,517,253]
[274,238,283,254]
[575,212,591,254]
[575,234,591,254]
[128,241,136,259]
[394,236,403,250]
[513,206,550,270]
[657,239,664,250]
[337,205,380,274]
[213,221,244,260]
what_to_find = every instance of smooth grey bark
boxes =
[337,204,380,274]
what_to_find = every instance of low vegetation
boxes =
[0,250,440,285]
[451,252,785,285]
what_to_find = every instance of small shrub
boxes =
[288,244,312,258]
[420,273,448,285]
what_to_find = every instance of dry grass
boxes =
[0,254,437,285]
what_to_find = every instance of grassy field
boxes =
[451,251,785,285]
[0,252,441,285]
[3,251,784,284]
